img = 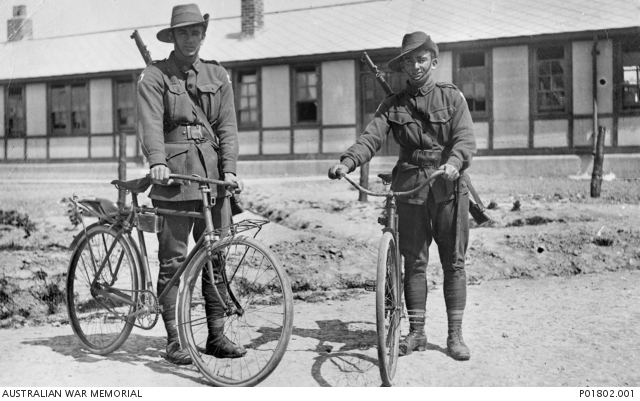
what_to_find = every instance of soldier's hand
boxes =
[150,164,174,185]
[440,164,460,181]
[328,163,349,180]
[224,173,244,194]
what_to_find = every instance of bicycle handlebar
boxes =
[339,169,445,198]
[155,173,238,189]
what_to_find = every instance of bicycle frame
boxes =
[339,169,445,310]
[76,174,250,325]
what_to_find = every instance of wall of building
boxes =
[492,45,529,149]
[572,40,614,147]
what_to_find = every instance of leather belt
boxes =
[399,147,442,169]
[164,124,207,143]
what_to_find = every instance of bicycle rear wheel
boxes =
[66,224,138,355]
[177,236,293,387]
[376,231,402,386]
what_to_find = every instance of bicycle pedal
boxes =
[364,280,376,291]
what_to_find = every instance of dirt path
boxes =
[0,270,638,387]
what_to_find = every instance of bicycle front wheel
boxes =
[177,236,293,387]
[66,224,138,355]
[376,231,402,386]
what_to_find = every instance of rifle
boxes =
[361,52,491,226]
[130,30,153,66]
[129,31,245,215]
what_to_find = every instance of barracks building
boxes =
[1,0,639,177]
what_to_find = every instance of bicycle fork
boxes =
[200,185,244,318]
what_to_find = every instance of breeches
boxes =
[397,189,469,314]
[152,196,231,296]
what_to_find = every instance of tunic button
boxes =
[188,84,193,89]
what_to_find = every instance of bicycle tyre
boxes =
[376,231,401,386]
[177,235,293,387]
[66,224,139,355]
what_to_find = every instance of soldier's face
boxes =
[171,25,206,58]
[401,49,438,81]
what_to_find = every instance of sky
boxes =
[0,0,376,42]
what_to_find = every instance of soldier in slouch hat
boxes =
[137,3,245,364]
[329,32,476,361]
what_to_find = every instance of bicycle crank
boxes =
[130,290,159,330]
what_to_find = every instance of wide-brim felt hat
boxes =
[157,3,209,43]
[387,31,439,72]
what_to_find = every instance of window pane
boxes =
[539,77,551,90]
[460,52,484,68]
[551,61,564,75]
[537,46,564,60]
[296,72,307,87]
[307,72,317,86]
[6,86,26,138]
[297,101,317,122]
[624,66,639,84]
[553,76,564,90]
[71,84,88,131]
[249,97,257,109]
[116,81,135,130]
[248,83,257,96]
[539,62,550,76]
[308,87,317,100]
[249,111,258,123]
[51,85,69,134]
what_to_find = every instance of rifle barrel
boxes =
[131,30,153,66]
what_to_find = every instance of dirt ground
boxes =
[0,173,639,387]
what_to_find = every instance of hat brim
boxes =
[387,38,438,73]
[157,14,209,43]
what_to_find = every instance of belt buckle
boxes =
[186,125,204,141]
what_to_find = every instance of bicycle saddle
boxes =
[378,173,393,184]
[111,176,152,194]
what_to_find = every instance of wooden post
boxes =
[118,131,127,207]
[359,162,369,202]
[590,126,606,198]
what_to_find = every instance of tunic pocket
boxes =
[166,81,191,122]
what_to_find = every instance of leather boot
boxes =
[165,320,193,365]
[204,327,247,359]
[447,327,470,361]
[399,330,427,356]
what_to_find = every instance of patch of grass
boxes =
[0,210,37,237]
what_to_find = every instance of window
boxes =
[236,70,259,127]
[6,85,26,138]
[622,41,640,110]
[535,46,568,113]
[294,66,319,123]
[457,52,488,115]
[50,82,89,135]
[115,80,135,131]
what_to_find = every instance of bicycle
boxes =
[65,173,293,387]
[337,169,444,387]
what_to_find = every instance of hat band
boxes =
[172,12,205,26]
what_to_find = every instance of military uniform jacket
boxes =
[340,78,477,204]
[137,52,239,201]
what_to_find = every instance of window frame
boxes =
[4,84,27,138]
[113,78,136,133]
[234,68,260,129]
[292,64,321,126]
[453,50,491,121]
[530,43,572,117]
[48,80,90,137]
[619,38,640,113]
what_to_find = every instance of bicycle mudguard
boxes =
[68,221,103,251]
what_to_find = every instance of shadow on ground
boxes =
[23,333,211,386]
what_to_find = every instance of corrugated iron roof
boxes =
[1,0,639,81]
